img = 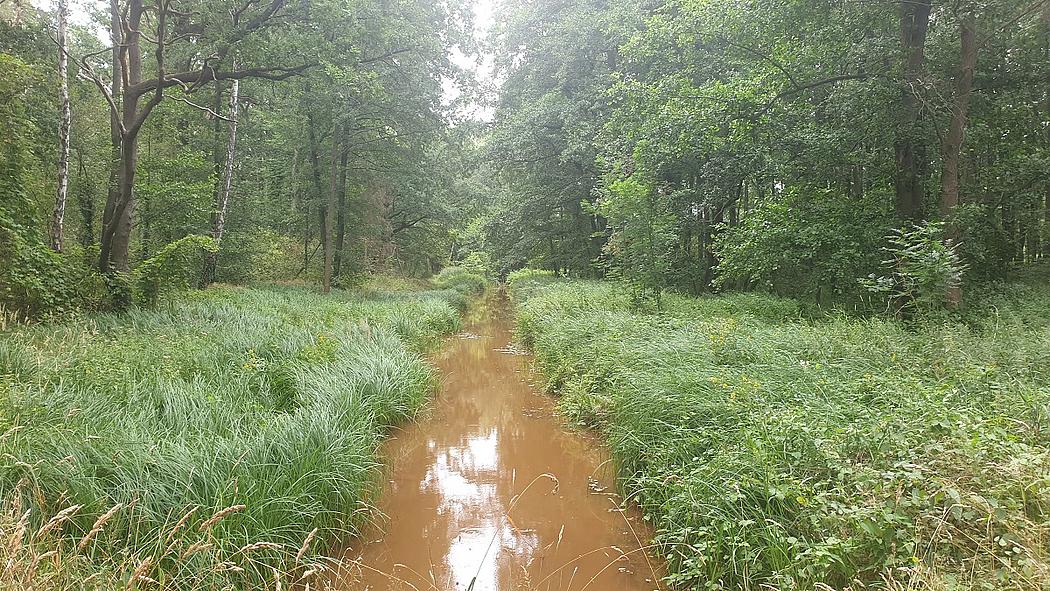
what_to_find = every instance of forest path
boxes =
[334,292,660,591]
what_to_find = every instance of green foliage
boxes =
[598,171,678,306]
[432,265,488,295]
[714,188,891,303]
[0,54,114,321]
[482,0,638,276]
[214,229,303,284]
[861,222,967,317]
[506,267,556,284]
[457,251,494,278]
[132,235,218,307]
[0,285,462,587]
[512,279,1050,590]
[487,0,1050,300]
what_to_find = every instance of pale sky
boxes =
[445,0,500,122]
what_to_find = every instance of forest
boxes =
[1,0,1049,589]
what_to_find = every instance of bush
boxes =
[432,265,488,295]
[507,267,555,284]
[132,235,218,307]
[714,187,890,303]
[458,251,495,278]
[214,229,303,284]
[0,54,83,320]
[860,222,967,318]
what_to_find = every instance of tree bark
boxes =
[75,150,95,247]
[50,0,70,252]
[99,0,151,274]
[99,0,122,271]
[894,0,931,223]
[323,123,341,293]
[306,114,326,284]
[940,11,977,305]
[1044,1,1050,256]
[333,133,349,277]
[940,13,977,219]
[201,75,240,287]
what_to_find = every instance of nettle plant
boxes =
[861,222,966,317]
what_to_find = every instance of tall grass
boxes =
[0,284,462,588]
[511,276,1050,590]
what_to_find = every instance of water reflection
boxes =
[337,295,658,591]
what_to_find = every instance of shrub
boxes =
[432,265,488,295]
[860,221,966,317]
[507,267,555,284]
[0,54,83,320]
[714,187,890,303]
[132,235,218,306]
[459,251,495,278]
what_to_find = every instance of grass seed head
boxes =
[296,528,318,565]
[79,503,124,550]
[35,504,83,538]
[198,504,245,532]
[165,506,199,544]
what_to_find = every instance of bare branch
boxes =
[127,63,314,96]
[168,95,234,121]
[51,33,126,135]
[752,73,869,118]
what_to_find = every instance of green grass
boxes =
[510,276,1050,590]
[0,284,462,588]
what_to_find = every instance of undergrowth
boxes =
[0,284,462,589]
[510,275,1050,590]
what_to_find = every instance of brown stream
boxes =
[334,295,660,591]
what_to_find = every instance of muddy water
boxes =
[336,295,659,591]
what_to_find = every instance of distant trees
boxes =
[483,0,642,276]
[1,0,478,317]
[488,0,1050,307]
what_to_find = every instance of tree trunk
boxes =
[86,0,302,280]
[306,114,326,284]
[940,14,977,219]
[50,0,70,252]
[940,12,977,305]
[99,0,147,274]
[333,133,349,277]
[99,0,122,271]
[1044,1,1050,256]
[323,123,340,294]
[201,75,240,287]
[894,0,931,223]
[75,150,95,247]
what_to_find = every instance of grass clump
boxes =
[510,276,1050,590]
[432,265,489,295]
[0,284,462,588]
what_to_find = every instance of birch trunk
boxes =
[50,0,70,252]
[201,75,240,287]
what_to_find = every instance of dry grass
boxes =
[0,489,348,591]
